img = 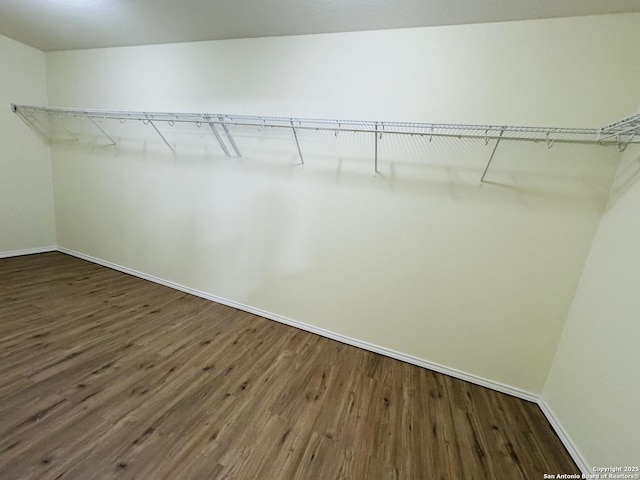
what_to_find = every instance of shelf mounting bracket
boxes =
[206,120,230,157]
[618,132,636,152]
[374,122,379,173]
[291,120,304,165]
[480,128,505,184]
[144,115,174,152]
[218,116,241,157]
[87,116,116,146]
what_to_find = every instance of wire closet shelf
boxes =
[11,104,640,182]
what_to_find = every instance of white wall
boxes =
[0,35,55,254]
[45,13,640,395]
[543,136,640,467]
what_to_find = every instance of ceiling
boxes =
[1,0,640,52]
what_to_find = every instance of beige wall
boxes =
[0,35,55,254]
[543,135,640,466]
[45,13,640,395]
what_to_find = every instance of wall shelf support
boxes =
[144,115,174,152]
[374,122,379,173]
[291,120,304,165]
[87,117,116,146]
[480,128,505,184]
[207,120,231,157]
[218,116,241,157]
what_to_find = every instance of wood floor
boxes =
[0,252,579,479]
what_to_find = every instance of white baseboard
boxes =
[0,246,57,259]
[538,398,590,474]
[57,246,538,403]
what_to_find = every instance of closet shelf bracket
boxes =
[480,128,505,184]
[206,119,231,157]
[219,116,242,157]
[87,117,117,146]
[144,115,174,153]
[374,122,379,174]
[291,120,304,165]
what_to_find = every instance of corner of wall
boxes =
[537,396,591,473]
[43,52,59,247]
[0,34,56,253]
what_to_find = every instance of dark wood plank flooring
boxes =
[0,252,579,479]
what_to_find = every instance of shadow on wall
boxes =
[47,114,622,291]
[42,114,622,214]
[49,127,621,292]
[606,147,640,209]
